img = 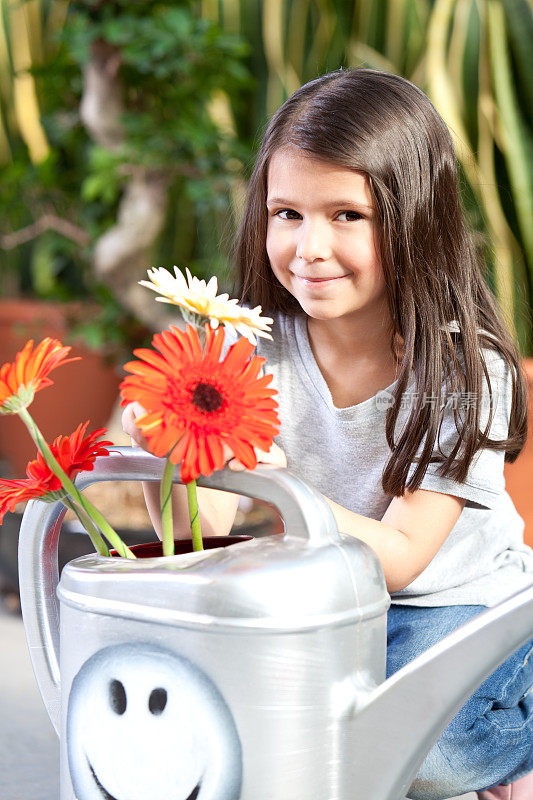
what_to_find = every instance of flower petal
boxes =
[119,323,280,480]
[0,338,76,414]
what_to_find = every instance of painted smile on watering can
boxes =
[88,758,201,800]
[84,678,203,800]
[67,644,243,800]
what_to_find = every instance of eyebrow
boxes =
[266,197,373,211]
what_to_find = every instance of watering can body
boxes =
[18,448,533,800]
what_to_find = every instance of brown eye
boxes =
[276,209,301,220]
[337,211,364,221]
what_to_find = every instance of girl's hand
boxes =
[123,400,287,472]
[225,441,287,472]
[121,401,150,450]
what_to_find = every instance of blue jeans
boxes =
[387,604,533,800]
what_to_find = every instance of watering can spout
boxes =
[341,585,533,800]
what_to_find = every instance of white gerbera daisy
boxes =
[139,266,273,345]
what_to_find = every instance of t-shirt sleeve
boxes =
[408,350,513,510]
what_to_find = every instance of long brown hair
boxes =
[231,68,527,496]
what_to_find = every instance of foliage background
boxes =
[1,0,532,354]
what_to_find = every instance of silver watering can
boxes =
[18,447,533,800]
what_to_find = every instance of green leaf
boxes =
[488,2,533,277]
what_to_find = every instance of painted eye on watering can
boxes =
[109,679,127,715]
[149,687,167,715]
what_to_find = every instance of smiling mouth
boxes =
[88,759,201,800]
[294,274,349,283]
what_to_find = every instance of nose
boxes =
[295,220,332,262]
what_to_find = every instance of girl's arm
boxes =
[323,490,466,594]
[122,402,240,540]
[142,480,240,540]
[233,440,466,594]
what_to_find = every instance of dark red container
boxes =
[111,535,253,558]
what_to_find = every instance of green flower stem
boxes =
[63,498,110,557]
[160,458,175,557]
[186,479,203,551]
[17,407,135,559]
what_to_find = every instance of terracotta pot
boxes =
[504,358,533,547]
[0,299,121,477]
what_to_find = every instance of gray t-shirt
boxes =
[249,311,533,607]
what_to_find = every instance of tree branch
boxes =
[79,39,124,149]
[93,169,175,330]
[1,214,91,249]
[79,37,173,331]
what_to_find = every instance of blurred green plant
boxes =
[0,0,253,339]
[62,1,251,185]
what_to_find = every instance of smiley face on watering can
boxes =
[67,643,242,800]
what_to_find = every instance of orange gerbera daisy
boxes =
[0,422,112,523]
[0,338,76,415]
[120,324,280,483]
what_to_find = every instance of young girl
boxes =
[123,68,533,800]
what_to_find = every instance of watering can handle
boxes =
[18,447,339,733]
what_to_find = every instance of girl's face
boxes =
[266,147,388,327]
